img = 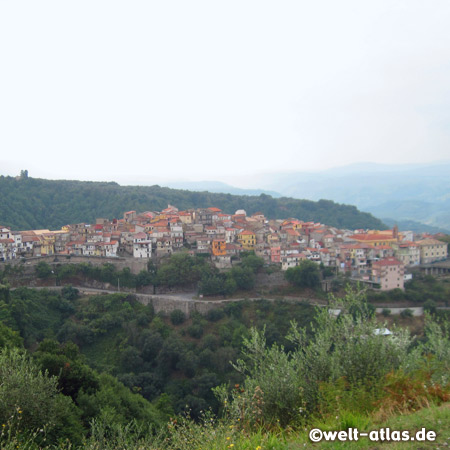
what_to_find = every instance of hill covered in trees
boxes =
[0,175,385,230]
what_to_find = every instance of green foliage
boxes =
[400,308,414,318]
[198,273,228,296]
[35,261,53,279]
[0,347,84,445]
[285,260,321,288]
[218,287,415,428]
[0,323,23,349]
[187,324,204,339]
[229,266,255,291]
[54,262,156,289]
[240,252,264,273]
[0,284,448,448]
[170,309,186,325]
[156,253,212,287]
[0,176,385,230]
[33,339,100,401]
[0,282,11,303]
[0,288,73,346]
[206,308,225,322]
[77,373,167,428]
[423,299,437,315]
[61,284,79,301]
[230,329,304,427]
[198,254,263,297]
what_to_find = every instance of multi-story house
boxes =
[0,227,12,240]
[133,232,152,258]
[196,209,214,226]
[212,239,227,256]
[391,241,420,266]
[319,248,332,266]
[238,230,256,251]
[225,228,238,244]
[196,236,211,253]
[417,239,448,264]
[100,240,119,257]
[66,240,85,256]
[371,257,405,291]
[281,253,307,271]
[178,211,193,225]
[12,232,23,257]
[155,238,173,256]
[270,246,281,264]
[124,211,137,223]
[0,238,15,261]
[254,243,271,263]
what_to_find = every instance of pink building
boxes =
[371,257,405,291]
[270,246,281,263]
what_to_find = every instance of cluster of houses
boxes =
[1,205,448,291]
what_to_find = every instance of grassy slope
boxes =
[160,403,450,449]
[293,403,450,449]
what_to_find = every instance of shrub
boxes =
[206,308,225,322]
[400,308,414,318]
[423,299,437,315]
[35,261,53,279]
[170,309,186,325]
[285,260,320,288]
[61,284,79,301]
[187,324,203,339]
[0,348,83,445]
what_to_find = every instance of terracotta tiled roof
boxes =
[352,233,395,241]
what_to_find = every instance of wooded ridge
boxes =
[0,175,385,230]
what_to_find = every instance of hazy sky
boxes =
[1,1,450,185]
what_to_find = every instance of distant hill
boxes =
[0,175,385,230]
[212,162,450,232]
[163,180,282,198]
[382,217,449,234]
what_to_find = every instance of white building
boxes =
[133,232,152,258]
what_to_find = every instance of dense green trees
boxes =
[155,254,211,287]
[285,260,321,288]
[0,175,385,230]
[0,285,316,424]
[198,253,264,297]
[0,283,448,449]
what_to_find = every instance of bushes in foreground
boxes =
[0,287,449,449]
[215,287,449,430]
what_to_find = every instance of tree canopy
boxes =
[0,175,385,230]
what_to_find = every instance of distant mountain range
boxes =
[163,180,281,198]
[162,162,450,233]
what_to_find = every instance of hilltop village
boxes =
[0,205,447,291]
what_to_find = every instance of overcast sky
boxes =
[1,1,449,186]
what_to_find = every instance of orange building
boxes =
[212,239,227,256]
